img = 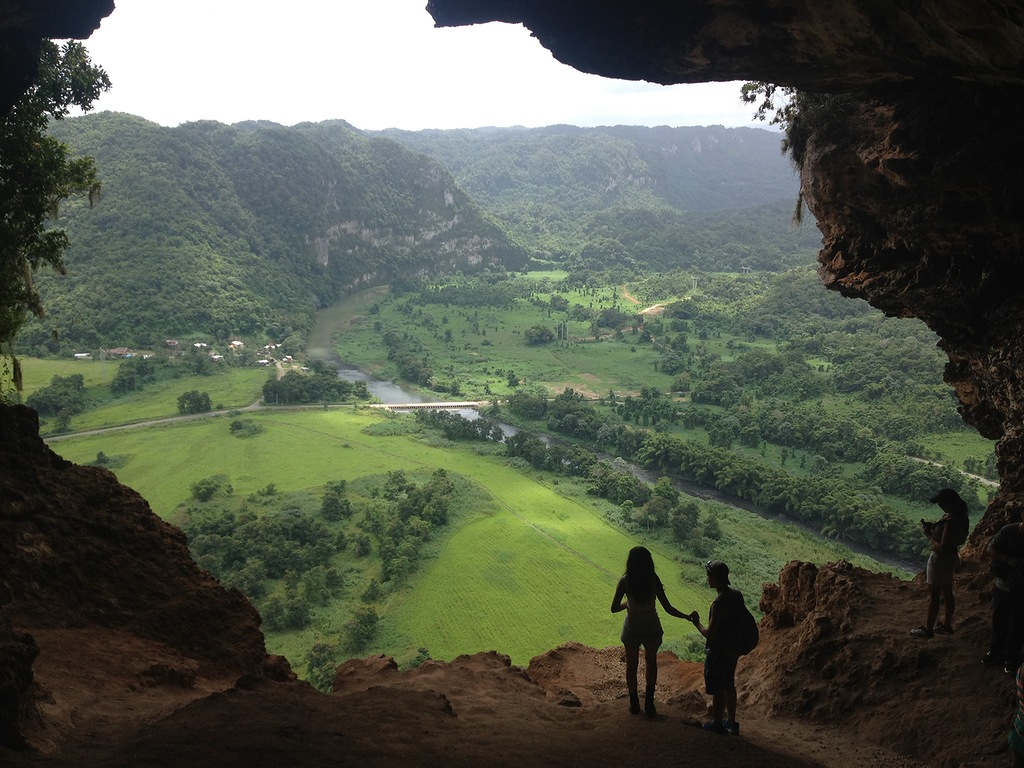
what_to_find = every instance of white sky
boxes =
[78,0,758,131]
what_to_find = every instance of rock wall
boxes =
[0,405,271,747]
[426,1,1024,89]
[803,81,1024,544]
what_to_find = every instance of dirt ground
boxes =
[4,631,920,768]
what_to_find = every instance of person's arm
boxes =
[923,516,950,552]
[935,515,955,553]
[690,599,720,639]
[989,532,1022,567]
[655,580,689,620]
[611,577,628,613]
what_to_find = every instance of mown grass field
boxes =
[34,271,971,671]
[48,406,895,668]
[20,356,273,434]
[20,356,117,393]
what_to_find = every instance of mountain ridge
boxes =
[24,115,813,354]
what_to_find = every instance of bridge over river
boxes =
[367,401,488,412]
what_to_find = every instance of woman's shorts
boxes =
[927,549,959,587]
[620,623,663,650]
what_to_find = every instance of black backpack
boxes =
[723,590,760,657]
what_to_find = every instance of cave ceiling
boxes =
[426,0,1024,90]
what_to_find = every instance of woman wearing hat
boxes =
[911,488,970,638]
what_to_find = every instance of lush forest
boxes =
[23,114,526,354]
[21,117,811,357]
[376,124,820,268]
[24,113,998,678]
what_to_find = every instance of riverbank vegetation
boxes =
[328,267,995,557]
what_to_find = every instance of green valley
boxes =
[17,116,994,690]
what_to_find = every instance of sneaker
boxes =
[723,720,740,735]
[702,721,727,734]
[984,651,1001,666]
[933,623,953,635]
[910,626,934,639]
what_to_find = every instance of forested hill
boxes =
[25,116,818,355]
[375,124,821,269]
[26,113,527,353]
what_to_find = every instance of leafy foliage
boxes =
[24,373,87,416]
[377,124,818,270]
[177,390,212,414]
[262,364,370,405]
[0,41,109,394]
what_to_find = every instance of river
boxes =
[308,304,916,575]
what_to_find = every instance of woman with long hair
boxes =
[611,545,689,717]
[911,488,971,638]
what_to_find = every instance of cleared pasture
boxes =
[51,407,709,665]
[380,507,707,665]
[19,356,117,395]
[331,279,677,399]
[20,355,272,434]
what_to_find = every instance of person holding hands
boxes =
[688,560,743,735]
[611,545,690,718]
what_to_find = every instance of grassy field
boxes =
[20,356,118,394]
[20,356,273,434]
[48,406,898,669]
[328,274,685,400]
[34,271,971,672]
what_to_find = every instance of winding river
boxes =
[308,304,917,575]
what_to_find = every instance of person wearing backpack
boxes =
[910,488,971,639]
[687,560,747,735]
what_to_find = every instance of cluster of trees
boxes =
[440,392,978,560]
[417,409,751,558]
[182,482,344,635]
[381,328,434,388]
[180,468,460,653]
[182,478,345,632]
[177,390,212,414]
[24,374,87,417]
[413,271,535,309]
[109,356,168,395]
[614,388,682,428]
[414,409,505,442]
[361,469,455,583]
[262,362,370,405]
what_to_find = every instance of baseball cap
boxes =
[706,560,730,585]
